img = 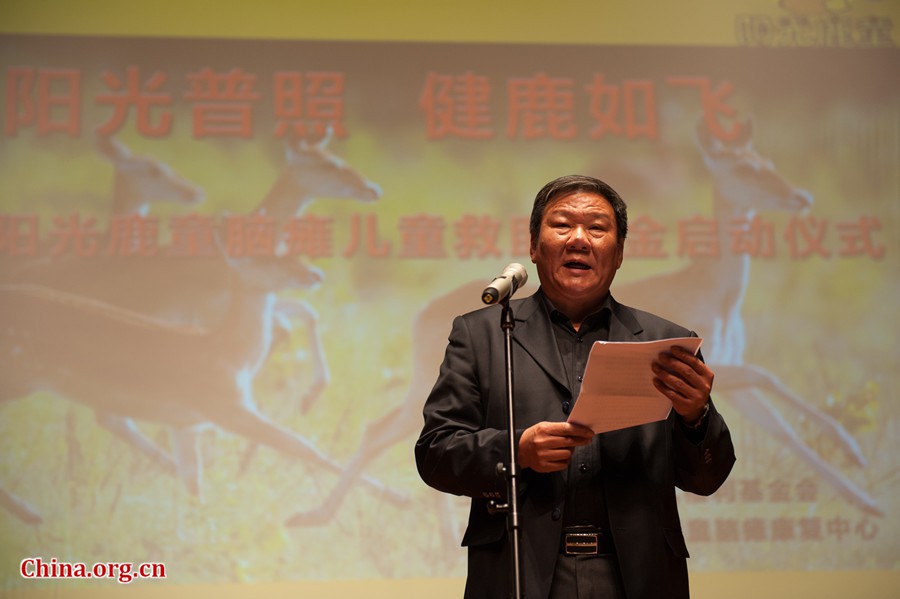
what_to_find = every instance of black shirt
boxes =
[540,290,613,529]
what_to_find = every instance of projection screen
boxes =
[1,1,898,598]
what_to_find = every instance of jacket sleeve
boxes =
[670,396,736,496]
[414,314,517,499]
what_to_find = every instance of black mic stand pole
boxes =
[487,297,523,599]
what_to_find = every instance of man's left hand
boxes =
[651,345,714,424]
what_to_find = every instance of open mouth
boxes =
[564,261,590,270]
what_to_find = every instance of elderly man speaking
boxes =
[416,175,736,599]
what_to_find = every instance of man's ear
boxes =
[615,241,625,269]
[529,239,537,263]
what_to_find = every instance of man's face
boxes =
[529,191,624,312]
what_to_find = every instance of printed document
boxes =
[566,337,703,433]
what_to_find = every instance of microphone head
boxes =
[505,263,528,286]
[482,263,529,305]
[482,289,500,304]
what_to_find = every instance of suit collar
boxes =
[607,294,644,342]
[510,291,646,393]
[510,292,569,393]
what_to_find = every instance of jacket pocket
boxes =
[461,513,506,547]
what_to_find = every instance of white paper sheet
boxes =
[566,337,703,433]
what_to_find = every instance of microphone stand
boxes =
[487,297,523,599]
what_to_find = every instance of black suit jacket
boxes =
[415,291,736,599]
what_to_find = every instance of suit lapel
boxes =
[510,293,569,394]
[510,293,572,492]
[608,295,644,342]
[511,293,646,392]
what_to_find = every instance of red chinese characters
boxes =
[274,71,347,139]
[6,68,82,137]
[6,65,349,140]
[184,68,261,139]
[420,71,492,140]
[0,212,887,261]
[97,66,173,137]
[419,71,741,142]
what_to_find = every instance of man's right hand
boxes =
[518,421,595,473]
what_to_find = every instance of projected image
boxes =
[0,29,896,592]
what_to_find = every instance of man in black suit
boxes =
[415,175,736,598]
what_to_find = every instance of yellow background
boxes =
[1,1,898,598]
[3,0,897,45]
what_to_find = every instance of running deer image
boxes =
[0,252,406,525]
[613,119,879,516]
[97,133,206,216]
[284,118,879,533]
[1,133,205,524]
[0,130,386,524]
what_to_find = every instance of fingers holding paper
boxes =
[651,345,715,423]
[518,421,594,473]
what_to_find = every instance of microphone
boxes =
[482,263,528,305]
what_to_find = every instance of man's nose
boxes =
[566,225,590,249]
